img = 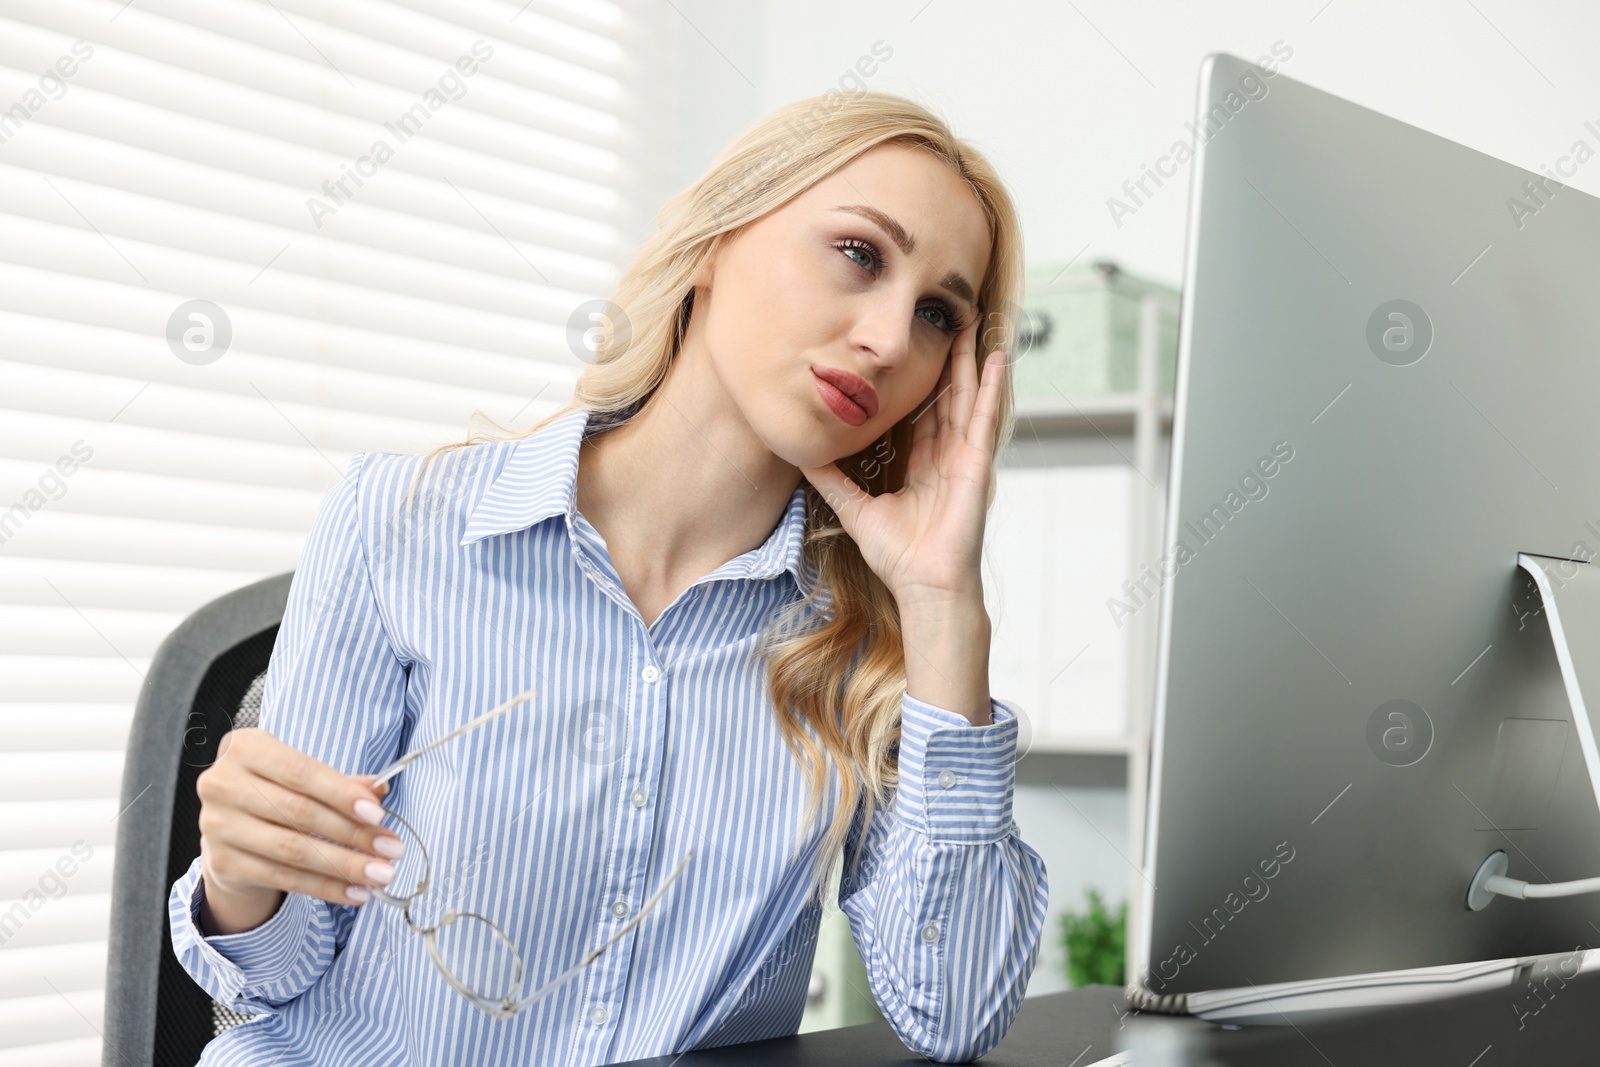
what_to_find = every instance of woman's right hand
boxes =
[194,727,406,934]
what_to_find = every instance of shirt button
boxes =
[921,922,940,944]
[938,769,958,790]
[641,664,660,684]
[630,786,647,808]
[611,898,630,919]
[590,1004,609,1026]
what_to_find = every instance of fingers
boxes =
[949,334,979,442]
[234,771,404,864]
[224,728,386,825]
[939,319,979,432]
[196,728,404,908]
[206,836,382,907]
[969,350,1005,461]
[932,349,953,428]
[910,381,939,456]
[222,807,395,892]
[909,353,945,451]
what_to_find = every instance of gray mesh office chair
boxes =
[102,572,293,1067]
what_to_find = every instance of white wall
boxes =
[664,0,1600,290]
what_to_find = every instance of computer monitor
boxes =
[1130,52,1600,1023]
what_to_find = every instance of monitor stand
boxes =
[1466,554,1600,908]
[1505,553,1600,833]
[1160,554,1600,1027]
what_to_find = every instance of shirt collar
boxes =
[459,405,822,599]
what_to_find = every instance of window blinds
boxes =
[0,0,647,1061]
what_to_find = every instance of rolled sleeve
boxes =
[839,691,1049,1063]
[893,693,1021,845]
[167,855,339,1014]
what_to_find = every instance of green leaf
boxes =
[1059,887,1127,987]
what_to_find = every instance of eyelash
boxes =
[834,237,968,335]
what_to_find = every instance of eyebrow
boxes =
[830,204,976,310]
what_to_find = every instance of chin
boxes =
[749,379,879,471]
[779,438,845,472]
[773,429,857,473]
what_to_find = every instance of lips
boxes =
[810,365,879,419]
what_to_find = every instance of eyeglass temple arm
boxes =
[369,685,540,789]
[503,847,697,1013]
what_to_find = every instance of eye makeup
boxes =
[831,235,970,335]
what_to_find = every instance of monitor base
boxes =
[1187,950,1600,1026]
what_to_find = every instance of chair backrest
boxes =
[102,572,294,1067]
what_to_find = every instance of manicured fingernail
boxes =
[346,885,371,903]
[354,799,385,825]
[364,861,395,886]
[372,835,405,859]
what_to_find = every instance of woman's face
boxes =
[686,141,995,471]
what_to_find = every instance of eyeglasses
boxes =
[363,685,696,1020]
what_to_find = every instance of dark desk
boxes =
[611,986,1127,1065]
[614,965,1600,1065]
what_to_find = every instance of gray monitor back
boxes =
[1137,52,1600,995]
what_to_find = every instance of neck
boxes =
[573,342,803,604]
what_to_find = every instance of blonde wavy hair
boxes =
[402,90,1023,908]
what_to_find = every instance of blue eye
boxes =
[835,237,967,335]
[921,300,966,334]
[837,240,877,270]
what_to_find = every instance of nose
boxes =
[845,291,915,372]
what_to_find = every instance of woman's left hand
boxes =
[799,318,1006,606]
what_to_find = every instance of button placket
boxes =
[622,659,656,927]
[583,635,662,1043]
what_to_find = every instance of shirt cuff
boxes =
[894,692,1020,845]
[171,856,324,996]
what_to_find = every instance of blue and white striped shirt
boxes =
[168,404,1050,1065]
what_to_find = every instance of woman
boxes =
[169,89,1050,1065]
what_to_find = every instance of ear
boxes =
[691,253,716,291]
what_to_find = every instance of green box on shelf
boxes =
[1010,260,1180,404]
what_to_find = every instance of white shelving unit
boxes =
[997,292,1179,984]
